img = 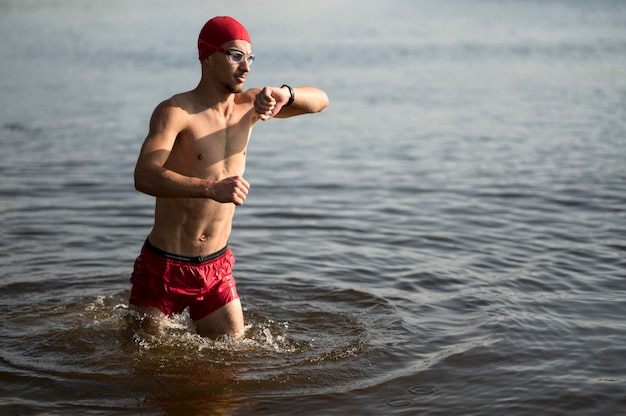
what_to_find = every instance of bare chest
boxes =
[167,113,252,178]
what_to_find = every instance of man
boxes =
[128,16,329,339]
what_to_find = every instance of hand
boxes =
[210,176,250,205]
[254,86,288,120]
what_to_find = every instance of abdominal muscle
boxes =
[148,196,236,257]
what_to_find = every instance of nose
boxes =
[239,59,251,71]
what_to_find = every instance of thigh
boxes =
[193,299,244,339]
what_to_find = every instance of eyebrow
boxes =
[228,48,252,55]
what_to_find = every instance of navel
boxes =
[197,154,203,160]
[199,234,207,242]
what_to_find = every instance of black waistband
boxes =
[144,238,228,264]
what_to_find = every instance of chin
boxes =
[225,83,244,94]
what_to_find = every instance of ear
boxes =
[201,56,212,70]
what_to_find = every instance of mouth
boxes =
[235,73,247,83]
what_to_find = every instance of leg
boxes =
[194,299,245,339]
[129,304,168,336]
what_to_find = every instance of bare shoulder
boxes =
[237,88,261,104]
[238,88,262,122]
[156,92,194,117]
[149,93,192,132]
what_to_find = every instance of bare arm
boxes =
[133,101,249,204]
[254,86,329,121]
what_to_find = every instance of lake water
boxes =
[1,0,625,415]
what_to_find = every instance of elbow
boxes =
[317,92,329,113]
[134,178,145,194]
[134,175,146,194]
[134,168,154,196]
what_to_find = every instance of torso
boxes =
[148,90,257,257]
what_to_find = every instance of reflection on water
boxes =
[1,0,626,415]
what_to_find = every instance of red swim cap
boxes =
[198,16,251,61]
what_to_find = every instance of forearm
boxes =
[277,86,329,117]
[135,164,249,205]
[134,165,211,199]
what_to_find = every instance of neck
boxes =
[194,76,237,111]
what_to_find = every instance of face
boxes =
[207,40,253,94]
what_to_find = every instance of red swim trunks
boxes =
[129,239,239,321]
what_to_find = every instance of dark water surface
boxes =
[1,0,625,415]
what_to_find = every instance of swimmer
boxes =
[128,16,329,339]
